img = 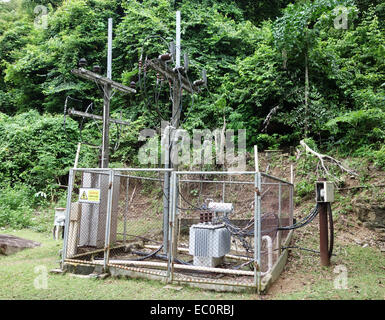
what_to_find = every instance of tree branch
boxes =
[299,139,358,180]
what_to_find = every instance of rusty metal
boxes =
[319,178,330,266]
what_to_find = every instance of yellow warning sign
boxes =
[79,188,100,203]
[80,191,88,200]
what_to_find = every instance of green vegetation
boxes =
[0,0,382,229]
[0,0,384,300]
[273,228,385,300]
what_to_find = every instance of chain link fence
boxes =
[62,168,293,291]
[260,173,293,274]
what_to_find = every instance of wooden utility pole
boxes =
[71,18,136,168]
[145,11,203,254]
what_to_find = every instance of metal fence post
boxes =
[163,170,170,255]
[277,182,282,255]
[103,169,115,271]
[171,173,179,282]
[124,176,129,245]
[254,171,262,292]
[166,171,175,282]
[61,168,74,268]
[290,165,294,225]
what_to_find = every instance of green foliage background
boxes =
[0,0,384,228]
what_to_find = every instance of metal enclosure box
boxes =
[189,223,231,267]
[316,181,334,203]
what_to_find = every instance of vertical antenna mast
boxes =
[101,18,113,168]
[176,10,181,68]
[107,18,113,79]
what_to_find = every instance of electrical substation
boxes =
[60,12,335,294]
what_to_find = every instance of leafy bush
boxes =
[0,184,34,228]
[295,180,315,199]
[0,110,97,194]
[373,146,385,169]
[325,108,385,154]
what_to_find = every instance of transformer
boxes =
[189,223,231,268]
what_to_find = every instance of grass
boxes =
[273,245,385,300]
[0,229,256,300]
[268,209,385,300]
[1,226,384,300]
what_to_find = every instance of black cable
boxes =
[280,246,321,255]
[279,246,337,256]
[130,245,163,261]
[130,247,192,265]
[277,204,319,231]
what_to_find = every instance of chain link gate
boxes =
[62,168,172,280]
[103,169,171,280]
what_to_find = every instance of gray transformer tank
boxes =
[189,223,231,268]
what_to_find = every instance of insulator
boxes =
[159,53,172,61]
[92,65,101,73]
[193,79,205,86]
[78,58,87,67]
[208,202,233,213]
[173,66,185,73]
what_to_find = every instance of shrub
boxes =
[0,110,97,194]
[325,108,385,155]
[0,184,34,228]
